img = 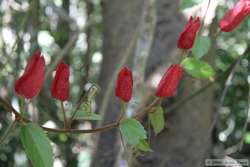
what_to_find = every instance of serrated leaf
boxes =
[149,107,165,135]
[119,118,146,146]
[20,123,53,167]
[192,36,211,58]
[181,57,215,78]
[135,139,152,152]
[74,111,102,121]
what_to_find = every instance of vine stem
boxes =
[0,121,17,146]
[42,122,118,134]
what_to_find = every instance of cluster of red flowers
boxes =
[15,0,250,104]
[115,0,250,103]
[15,51,70,101]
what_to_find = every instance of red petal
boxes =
[156,64,183,98]
[177,16,201,50]
[115,67,133,102]
[219,0,250,32]
[14,50,45,99]
[51,61,70,101]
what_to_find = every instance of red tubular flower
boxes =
[15,50,45,99]
[115,67,133,103]
[156,64,183,98]
[177,16,201,50]
[51,61,70,101]
[219,0,250,32]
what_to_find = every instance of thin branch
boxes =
[208,58,241,134]
[134,98,160,120]
[0,6,30,74]
[0,98,21,117]
[200,0,211,31]
[0,121,17,145]
[50,5,78,29]
[239,87,250,151]
[225,83,250,154]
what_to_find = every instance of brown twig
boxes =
[134,98,161,120]
[0,95,158,134]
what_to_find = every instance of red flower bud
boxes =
[156,64,183,98]
[115,67,133,103]
[177,17,201,50]
[51,62,70,101]
[219,0,250,32]
[15,50,45,99]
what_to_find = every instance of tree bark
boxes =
[145,0,184,78]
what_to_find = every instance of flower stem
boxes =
[117,102,127,123]
[19,97,25,115]
[60,101,67,129]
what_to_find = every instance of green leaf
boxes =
[135,139,152,152]
[119,118,146,146]
[74,111,102,121]
[180,0,202,9]
[192,36,211,58]
[20,123,53,167]
[181,57,215,78]
[149,107,165,135]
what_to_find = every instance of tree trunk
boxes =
[130,0,216,167]
[90,0,147,167]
